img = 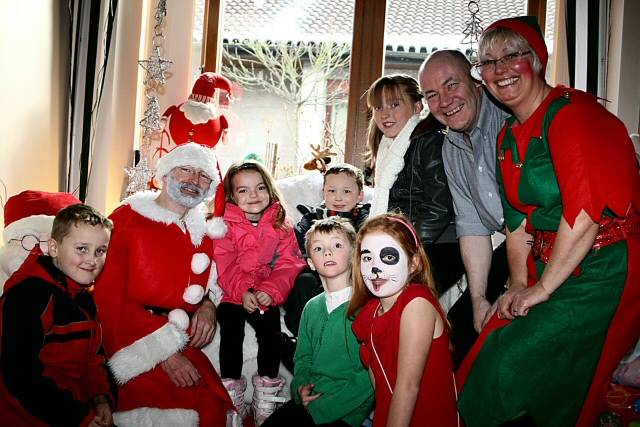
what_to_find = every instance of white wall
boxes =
[0,1,65,228]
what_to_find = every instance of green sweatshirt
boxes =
[291,293,374,426]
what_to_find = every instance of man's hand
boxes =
[297,384,321,407]
[471,295,491,333]
[255,291,273,307]
[190,299,216,348]
[242,291,258,313]
[88,395,113,427]
[160,353,201,387]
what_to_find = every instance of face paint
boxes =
[360,233,410,298]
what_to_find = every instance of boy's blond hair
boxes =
[304,217,356,259]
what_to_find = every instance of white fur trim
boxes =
[206,216,227,239]
[3,215,54,244]
[183,284,205,305]
[168,309,190,330]
[180,100,221,124]
[191,253,210,275]
[156,143,219,184]
[113,407,198,427]
[108,323,188,385]
[207,261,223,305]
[124,191,208,246]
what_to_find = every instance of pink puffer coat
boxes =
[214,202,306,306]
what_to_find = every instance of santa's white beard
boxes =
[0,246,30,293]
[180,100,220,124]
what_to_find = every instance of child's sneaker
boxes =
[222,376,248,422]
[251,374,286,426]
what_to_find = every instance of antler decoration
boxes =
[303,143,337,173]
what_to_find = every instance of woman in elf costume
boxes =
[456,16,640,427]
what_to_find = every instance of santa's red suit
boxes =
[94,191,232,426]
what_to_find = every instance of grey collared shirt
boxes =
[442,92,510,237]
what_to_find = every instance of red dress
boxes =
[353,284,459,427]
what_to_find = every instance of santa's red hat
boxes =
[484,16,548,76]
[3,191,82,244]
[189,72,232,104]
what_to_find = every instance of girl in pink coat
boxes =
[214,161,306,426]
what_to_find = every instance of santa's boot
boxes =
[222,376,248,426]
[251,374,286,426]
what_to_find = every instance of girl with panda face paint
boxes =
[348,213,459,427]
[359,232,412,303]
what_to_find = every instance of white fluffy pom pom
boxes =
[168,309,190,330]
[191,253,210,275]
[183,284,205,304]
[206,216,227,239]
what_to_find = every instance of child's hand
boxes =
[297,383,322,406]
[254,291,273,307]
[242,291,258,313]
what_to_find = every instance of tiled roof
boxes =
[195,0,554,52]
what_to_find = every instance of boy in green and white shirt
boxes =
[262,217,374,427]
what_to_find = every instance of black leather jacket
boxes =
[388,115,457,245]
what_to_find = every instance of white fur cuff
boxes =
[114,407,199,427]
[108,323,188,384]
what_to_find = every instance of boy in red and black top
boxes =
[0,203,114,427]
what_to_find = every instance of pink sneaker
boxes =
[251,374,286,426]
[222,376,248,422]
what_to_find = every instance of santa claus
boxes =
[94,143,234,426]
[0,191,81,293]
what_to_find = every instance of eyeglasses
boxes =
[174,166,213,186]
[9,234,49,252]
[473,51,532,74]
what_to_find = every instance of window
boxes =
[195,0,553,175]
[193,0,355,178]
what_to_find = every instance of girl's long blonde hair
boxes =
[347,212,435,318]
[223,161,289,230]
[363,75,423,177]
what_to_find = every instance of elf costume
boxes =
[457,17,640,427]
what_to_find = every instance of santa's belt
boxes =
[144,305,192,318]
[531,213,640,274]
